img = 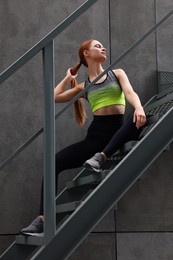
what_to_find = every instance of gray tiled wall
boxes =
[0,0,173,259]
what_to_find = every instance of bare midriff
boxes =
[93,104,125,116]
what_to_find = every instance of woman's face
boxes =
[85,40,107,64]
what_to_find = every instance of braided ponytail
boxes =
[70,39,94,126]
[70,62,87,126]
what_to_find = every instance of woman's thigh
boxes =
[55,138,109,175]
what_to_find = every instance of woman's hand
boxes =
[54,68,84,103]
[133,106,146,129]
[66,68,78,81]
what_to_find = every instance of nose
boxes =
[101,46,106,54]
[101,47,106,54]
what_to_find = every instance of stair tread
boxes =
[15,234,44,246]
[56,201,82,213]
[66,171,108,189]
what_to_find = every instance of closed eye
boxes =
[94,44,103,49]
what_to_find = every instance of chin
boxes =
[100,56,107,63]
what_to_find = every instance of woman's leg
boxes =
[103,112,142,157]
[39,137,110,215]
[84,113,143,171]
[20,115,124,234]
[20,138,107,235]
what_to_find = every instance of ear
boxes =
[83,50,89,57]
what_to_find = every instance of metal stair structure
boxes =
[15,86,173,260]
[3,85,173,260]
[0,1,173,259]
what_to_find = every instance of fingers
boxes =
[133,112,136,123]
[66,68,78,79]
[136,115,146,128]
[70,68,77,76]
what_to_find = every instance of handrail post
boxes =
[42,40,55,245]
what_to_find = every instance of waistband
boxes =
[93,114,125,121]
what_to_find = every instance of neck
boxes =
[87,62,104,79]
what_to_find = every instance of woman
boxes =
[20,39,146,235]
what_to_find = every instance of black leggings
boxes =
[39,112,141,215]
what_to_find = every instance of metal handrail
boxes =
[0,9,172,173]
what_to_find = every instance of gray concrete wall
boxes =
[0,0,173,259]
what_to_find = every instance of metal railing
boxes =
[0,0,172,248]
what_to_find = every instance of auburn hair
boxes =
[70,39,94,126]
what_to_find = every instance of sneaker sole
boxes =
[83,163,102,173]
[20,232,44,237]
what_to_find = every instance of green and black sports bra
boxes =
[84,70,126,112]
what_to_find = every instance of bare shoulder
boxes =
[113,68,126,79]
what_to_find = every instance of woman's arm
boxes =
[54,68,84,103]
[114,69,146,129]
